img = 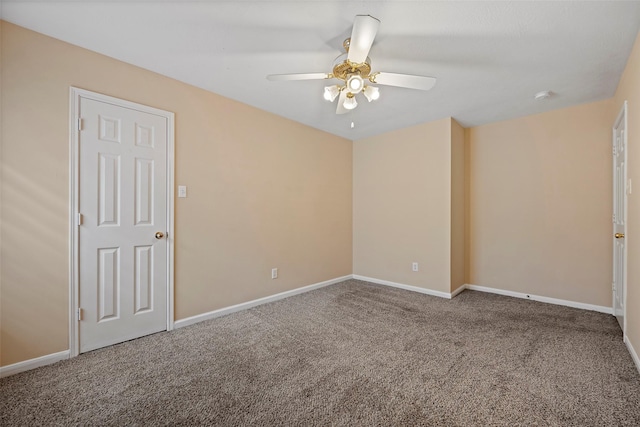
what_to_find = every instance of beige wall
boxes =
[613,31,640,359]
[467,99,614,307]
[0,22,353,366]
[353,118,452,293]
[450,119,465,292]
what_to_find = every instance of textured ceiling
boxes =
[2,1,640,140]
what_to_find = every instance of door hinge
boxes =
[77,117,83,131]
[77,308,83,321]
[77,213,83,226]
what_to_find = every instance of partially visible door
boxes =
[613,101,628,331]
[78,96,169,353]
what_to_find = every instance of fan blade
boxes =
[371,72,436,91]
[267,73,330,81]
[347,15,380,64]
[336,90,348,114]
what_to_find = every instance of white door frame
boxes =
[69,87,175,358]
[612,100,628,337]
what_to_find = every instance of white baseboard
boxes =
[174,275,353,329]
[0,350,70,378]
[352,275,453,299]
[624,336,640,375]
[464,284,612,314]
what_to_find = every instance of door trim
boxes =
[612,100,628,337]
[69,87,175,357]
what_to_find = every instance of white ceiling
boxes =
[2,1,640,140]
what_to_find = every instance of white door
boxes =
[613,101,628,331]
[78,96,169,353]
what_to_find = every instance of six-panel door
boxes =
[79,97,168,353]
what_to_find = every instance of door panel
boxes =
[98,153,120,226]
[135,159,154,225]
[98,247,120,321]
[79,97,168,353]
[134,245,154,313]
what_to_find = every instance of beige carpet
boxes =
[1,279,639,426]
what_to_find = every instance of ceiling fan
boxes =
[267,15,436,114]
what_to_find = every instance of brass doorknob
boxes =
[615,233,625,239]
[155,232,165,239]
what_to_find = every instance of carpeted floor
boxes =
[1,279,639,426]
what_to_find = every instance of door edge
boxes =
[612,100,628,339]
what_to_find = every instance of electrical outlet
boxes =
[271,268,278,279]
[412,262,419,272]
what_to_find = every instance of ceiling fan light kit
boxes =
[347,75,364,93]
[267,15,437,114]
[343,93,358,110]
[323,85,341,102]
[363,85,380,102]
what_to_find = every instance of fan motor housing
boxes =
[331,53,371,81]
